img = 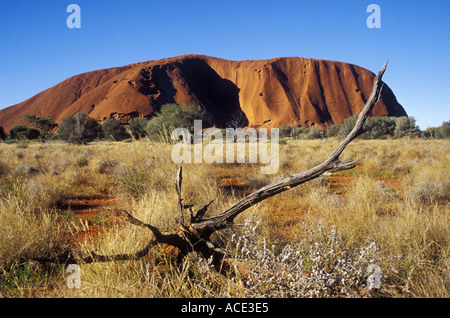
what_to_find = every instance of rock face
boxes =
[0,54,407,131]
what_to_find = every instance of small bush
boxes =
[98,160,118,174]
[145,104,204,141]
[23,114,57,142]
[438,120,450,138]
[422,120,450,139]
[114,165,150,198]
[303,127,325,139]
[0,161,9,177]
[10,125,40,140]
[101,118,130,141]
[409,181,450,204]
[0,126,6,141]
[325,124,341,138]
[335,116,420,140]
[128,118,149,139]
[57,113,103,144]
[24,177,65,210]
[290,126,325,139]
[9,125,28,139]
[360,116,396,139]
[76,157,89,167]
[278,126,293,138]
[394,117,420,139]
[288,126,324,139]
[0,263,48,296]
[13,164,39,177]
[230,215,383,297]
[338,116,358,138]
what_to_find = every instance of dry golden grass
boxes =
[0,138,448,297]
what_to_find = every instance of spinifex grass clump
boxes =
[0,186,62,275]
[114,165,150,198]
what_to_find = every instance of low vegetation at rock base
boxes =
[0,105,448,145]
[0,137,448,298]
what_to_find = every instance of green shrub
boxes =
[325,124,341,138]
[288,126,325,140]
[76,157,89,167]
[9,125,40,140]
[23,114,57,142]
[359,116,396,139]
[438,120,450,138]
[421,127,438,139]
[394,117,420,138]
[279,126,293,138]
[57,113,103,144]
[301,127,325,139]
[10,125,28,139]
[114,165,149,198]
[128,118,148,139]
[101,118,130,141]
[0,126,6,141]
[0,263,48,296]
[145,103,204,141]
[3,138,16,144]
[337,115,419,140]
[423,120,450,139]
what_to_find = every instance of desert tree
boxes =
[24,114,57,142]
[394,116,420,138]
[438,120,450,138]
[145,103,204,141]
[128,117,149,139]
[57,112,103,144]
[101,118,130,141]
[35,61,391,274]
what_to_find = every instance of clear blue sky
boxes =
[0,0,449,129]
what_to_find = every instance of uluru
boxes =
[0,54,407,132]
